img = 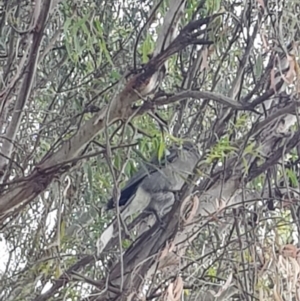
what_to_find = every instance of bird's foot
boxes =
[155,213,167,229]
[145,208,167,230]
[158,219,167,230]
[174,191,181,202]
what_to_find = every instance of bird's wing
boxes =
[106,147,179,210]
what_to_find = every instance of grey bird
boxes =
[106,141,200,224]
[97,141,200,255]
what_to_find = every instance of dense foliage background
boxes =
[1,0,300,300]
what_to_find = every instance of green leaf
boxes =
[254,54,263,78]
[122,239,132,248]
[158,140,166,162]
[63,17,72,34]
[114,153,121,170]
[111,70,121,80]
[206,0,222,14]
[100,39,113,66]
[93,18,103,35]
[125,159,136,178]
[286,169,298,187]
[141,35,153,63]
